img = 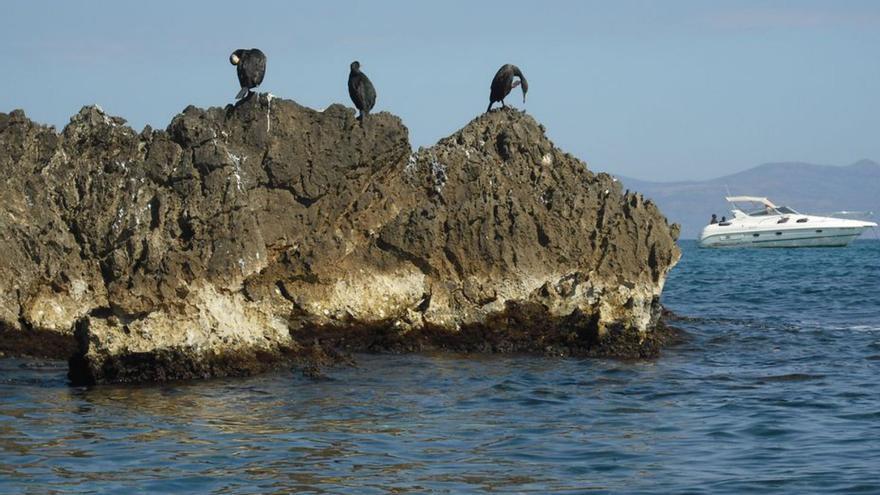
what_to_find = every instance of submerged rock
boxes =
[0,97,679,384]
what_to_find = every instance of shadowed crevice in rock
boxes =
[291,303,685,359]
[0,323,78,360]
[1,98,680,384]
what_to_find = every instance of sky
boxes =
[2,0,879,182]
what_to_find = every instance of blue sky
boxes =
[2,0,879,181]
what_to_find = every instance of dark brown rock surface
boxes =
[0,97,679,384]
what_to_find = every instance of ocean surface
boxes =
[2,240,879,494]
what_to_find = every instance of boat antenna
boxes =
[724,184,739,211]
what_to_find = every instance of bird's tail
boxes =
[486,101,493,113]
[235,87,248,99]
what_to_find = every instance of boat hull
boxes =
[699,226,870,248]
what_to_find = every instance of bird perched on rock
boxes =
[348,61,376,124]
[487,64,528,112]
[229,49,267,100]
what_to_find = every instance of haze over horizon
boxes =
[619,158,879,184]
[2,0,878,182]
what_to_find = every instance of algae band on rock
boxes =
[0,97,680,385]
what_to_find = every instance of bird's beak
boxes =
[230,54,240,65]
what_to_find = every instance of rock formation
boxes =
[0,96,680,385]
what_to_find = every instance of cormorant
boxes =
[348,61,377,124]
[229,49,267,99]
[487,64,528,113]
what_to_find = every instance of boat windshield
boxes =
[747,207,776,216]
[746,205,799,216]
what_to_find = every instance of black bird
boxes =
[487,64,528,113]
[229,48,267,99]
[348,61,377,123]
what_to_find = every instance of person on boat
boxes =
[710,214,718,224]
[721,216,727,223]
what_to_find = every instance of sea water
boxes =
[2,240,879,494]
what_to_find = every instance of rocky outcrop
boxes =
[0,97,679,384]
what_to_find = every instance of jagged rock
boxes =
[0,97,679,384]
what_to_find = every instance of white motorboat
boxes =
[700,196,877,248]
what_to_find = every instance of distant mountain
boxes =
[616,160,880,239]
